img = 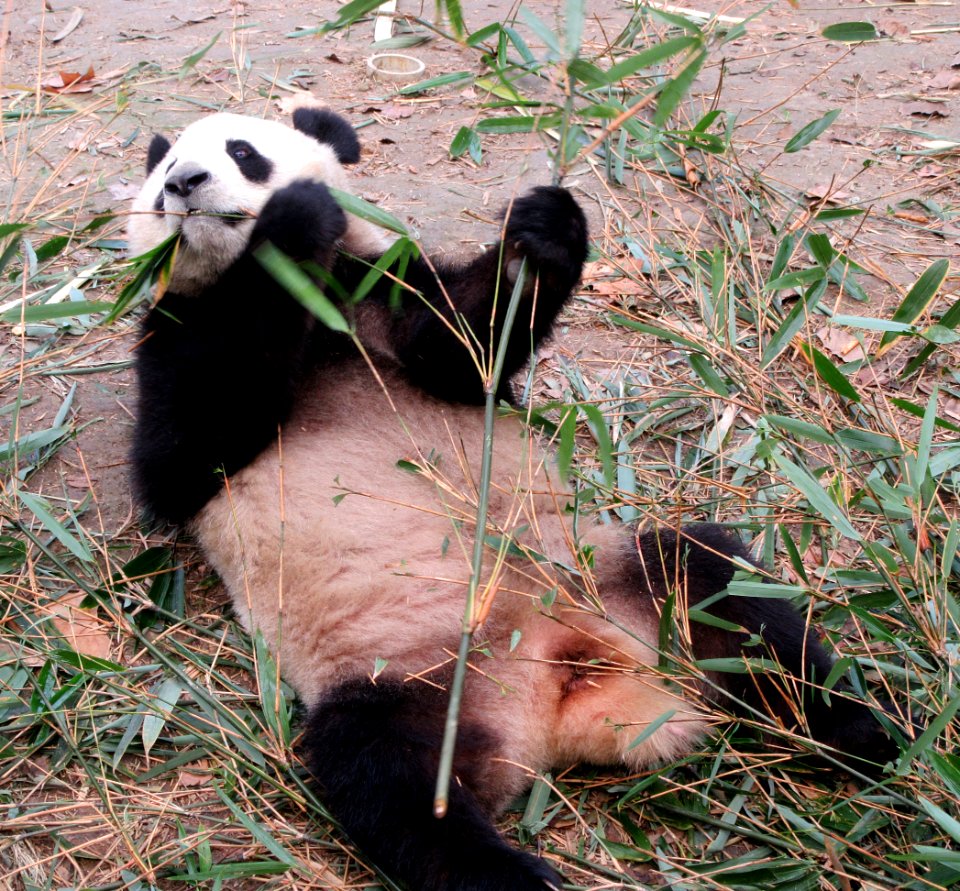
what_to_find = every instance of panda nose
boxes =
[164,165,210,198]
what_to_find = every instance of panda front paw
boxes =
[502,186,588,293]
[252,178,347,263]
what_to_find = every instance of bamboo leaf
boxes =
[877,259,950,355]
[785,109,841,154]
[760,279,826,368]
[255,244,350,333]
[602,36,697,84]
[903,290,960,375]
[798,341,861,403]
[328,187,409,236]
[772,452,862,540]
[18,492,93,562]
[654,49,707,127]
[399,71,473,95]
[822,21,879,42]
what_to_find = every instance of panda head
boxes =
[127,107,390,294]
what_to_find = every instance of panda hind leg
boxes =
[635,524,899,768]
[303,678,561,891]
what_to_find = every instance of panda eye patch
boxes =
[225,139,273,183]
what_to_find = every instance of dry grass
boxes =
[2,2,959,890]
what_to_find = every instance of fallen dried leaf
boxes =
[41,66,97,94]
[928,70,960,90]
[816,326,866,361]
[900,100,949,118]
[178,760,211,787]
[804,184,852,204]
[49,7,84,43]
[49,592,113,661]
[877,17,910,38]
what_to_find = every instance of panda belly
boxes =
[193,355,708,774]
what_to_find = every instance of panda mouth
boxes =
[183,209,250,227]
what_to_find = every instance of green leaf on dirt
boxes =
[878,258,950,355]
[785,109,841,153]
[821,22,879,42]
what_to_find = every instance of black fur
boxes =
[304,680,562,891]
[146,134,172,175]
[132,180,346,524]
[132,111,898,891]
[133,182,584,524]
[226,138,274,183]
[292,107,362,164]
[635,525,899,768]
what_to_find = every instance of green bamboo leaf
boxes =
[764,267,824,291]
[878,258,950,354]
[476,114,560,134]
[765,415,834,445]
[609,315,703,350]
[18,491,93,562]
[916,387,937,484]
[688,351,730,396]
[1,300,110,324]
[918,797,960,845]
[439,0,466,39]
[822,21,879,42]
[760,278,826,369]
[897,692,960,772]
[904,293,960,375]
[564,0,585,58]
[255,244,350,333]
[399,71,473,95]
[0,222,30,238]
[556,405,577,480]
[805,232,836,267]
[654,49,707,127]
[450,125,482,163]
[772,451,862,540]
[215,784,301,868]
[580,403,615,486]
[798,341,861,402]
[328,186,409,236]
[785,109,841,153]
[603,36,698,83]
[141,676,182,757]
[518,7,563,58]
[180,31,221,76]
[520,774,553,833]
[466,22,500,46]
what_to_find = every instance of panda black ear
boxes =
[146,134,172,175]
[292,108,361,165]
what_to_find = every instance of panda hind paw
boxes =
[253,178,347,262]
[452,847,563,891]
[504,185,588,285]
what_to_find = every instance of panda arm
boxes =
[132,181,347,524]
[336,186,587,404]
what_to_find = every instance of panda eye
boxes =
[226,139,257,163]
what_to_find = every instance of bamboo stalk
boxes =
[433,259,528,818]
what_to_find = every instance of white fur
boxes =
[127,113,391,294]
[193,358,707,802]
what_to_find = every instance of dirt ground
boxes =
[1,0,959,888]
[1,0,958,519]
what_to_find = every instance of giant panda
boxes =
[127,105,898,891]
